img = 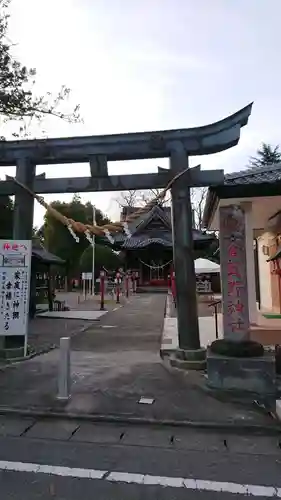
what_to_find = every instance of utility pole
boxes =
[92,205,96,295]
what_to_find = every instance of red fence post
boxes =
[100,270,105,311]
[131,272,136,294]
[125,273,129,298]
[116,272,121,304]
[171,271,176,306]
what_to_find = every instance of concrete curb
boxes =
[0,322,94,371]
[0,406,280,435]
[160,293,178,359]
[0,344,57,370]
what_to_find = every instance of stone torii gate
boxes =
[0,103,252,359]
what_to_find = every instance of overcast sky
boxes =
[5,0,281,227]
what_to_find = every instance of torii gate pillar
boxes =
[169,101,253,366]
[170,145,200,352]
[13,157,36,240]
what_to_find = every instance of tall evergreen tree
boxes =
[249,143,281,168]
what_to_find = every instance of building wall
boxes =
[257,232,273,311]
[269,237,281,313]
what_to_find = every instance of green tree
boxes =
[0,0,80,138]
[0,199,44,240]
[43,195,110,278]
[249,143,281,168]
[79,244,121,275]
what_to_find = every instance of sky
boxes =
[3,0,281,228]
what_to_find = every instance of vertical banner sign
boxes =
[219,206,249,341]
[0,240,32,337]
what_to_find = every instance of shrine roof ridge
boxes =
[225,162,281,185]
[0,103,252,165]
[106,230,214,250]
[103,203,215,250]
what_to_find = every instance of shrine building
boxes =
[108,203,216,289]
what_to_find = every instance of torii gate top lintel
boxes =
[0,103,252,166]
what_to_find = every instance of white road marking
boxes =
[0,461,105,479]
[0,460,280,496]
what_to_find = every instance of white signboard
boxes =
[82,272,92,280]
[0,240,32,336]
[196,279,212,294]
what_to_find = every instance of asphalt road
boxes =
[0,416,281,499]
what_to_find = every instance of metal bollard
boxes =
[57,337,71,401]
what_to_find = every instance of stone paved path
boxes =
[27,292,119,353]
[70,293,165,353]
[0,294,275,427]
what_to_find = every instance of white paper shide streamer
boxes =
[122,222,132,238]
[84,230,94,245]
[67,225,79,242]
[104,229,114,244]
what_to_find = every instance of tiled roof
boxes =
[224,163,281,185]
[203,162,281,228]
[114,229,213,249]
[111,204,171,245]
[120,236,172,249]
[32,242,65,265]
[104,204,214,249]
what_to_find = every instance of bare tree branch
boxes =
[116,187,206,229]
[115,188,170,212]
[115,191,139,209]
[191,187,207,230]
[0,0,82,140]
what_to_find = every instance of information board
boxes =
[0,240,32,337]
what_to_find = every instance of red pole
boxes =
[125,273,129,298]
[171,271,176,306]
[100,270,105,311]
[116,272,121,304]
[131,272,136,293]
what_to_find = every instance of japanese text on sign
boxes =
[0,240,32,337]
[219,206,249,339]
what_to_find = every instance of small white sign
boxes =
[196,280,212,293]
[138,397,155,405]
[0,240,32,337]
[82,272,92,280]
